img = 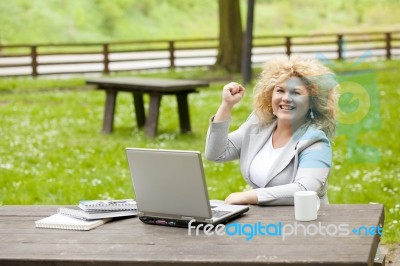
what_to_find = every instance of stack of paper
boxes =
[35,199,137,231]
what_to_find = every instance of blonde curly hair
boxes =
[253,56,338,140]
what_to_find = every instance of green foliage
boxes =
[252,0,400,35]
[0,0,218,44]
[0,61,399,243]
[1,0,400,44]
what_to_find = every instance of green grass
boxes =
[0,61,399,243]
[0,77,85,92]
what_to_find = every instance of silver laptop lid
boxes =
[126,148,212,219]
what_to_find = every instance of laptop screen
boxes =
[126,148,212,219]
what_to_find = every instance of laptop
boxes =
[125,148,249,227]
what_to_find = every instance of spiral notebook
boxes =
[35,213,111,231]
[79,199,137,211]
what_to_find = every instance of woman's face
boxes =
[271,77,310,126]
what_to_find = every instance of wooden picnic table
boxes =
[0,204,385,266]
[86,77,209,138]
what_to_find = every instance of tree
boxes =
[215,0,243,73]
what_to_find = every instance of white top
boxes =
[249,134,287,187]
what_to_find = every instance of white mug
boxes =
[294,191,320,221]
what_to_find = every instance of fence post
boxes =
[285,37,291,56]
[31,45,38,77]
[337,34,343,60]
[169,41,175,69]
[103,44,110,74]
[242,0,255,85]
[385,33,392,60]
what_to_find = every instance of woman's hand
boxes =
[213,82,245,122]
[221,82,246,107]
[224,190,258,205]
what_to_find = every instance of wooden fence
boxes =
[0,31,399,77]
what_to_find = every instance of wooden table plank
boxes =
[87,77,210,92]
[0,205,384,266]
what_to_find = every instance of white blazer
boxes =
[205,113,332,205]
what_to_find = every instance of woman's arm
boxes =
[224,190,258,205]
[255,139,332,205]
[205,82,246,162]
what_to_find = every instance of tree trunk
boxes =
[215,0,243,73]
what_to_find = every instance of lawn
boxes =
[0,61,399,243]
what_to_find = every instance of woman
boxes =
[205,56,338,205]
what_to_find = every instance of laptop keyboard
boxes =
[211,210,231,218]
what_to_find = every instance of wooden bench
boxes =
[0,204,385,265]
[86,77,210,138]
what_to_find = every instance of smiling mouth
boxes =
[280,105,295,110]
